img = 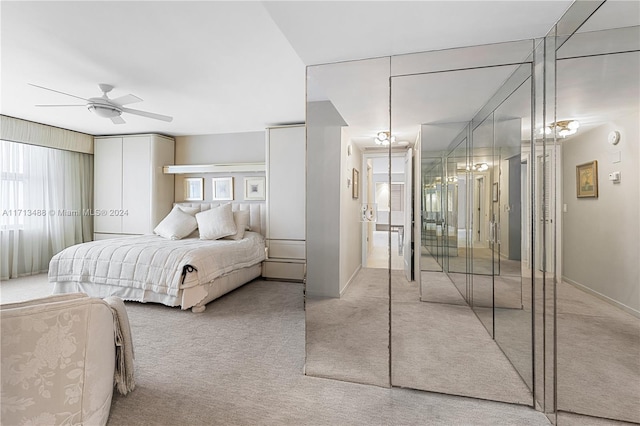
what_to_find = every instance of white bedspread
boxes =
[48,232,265,297]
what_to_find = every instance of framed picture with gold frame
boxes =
[352,168,359,199]
[576,160,598,198]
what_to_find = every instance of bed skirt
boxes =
[52,263,262,312]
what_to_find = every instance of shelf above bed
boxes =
[163,162,265,174]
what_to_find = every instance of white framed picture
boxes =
[244,176,265,201]
[184,177,204,201]
[212,177,234,201]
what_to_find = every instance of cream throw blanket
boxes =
[104,296,136,395]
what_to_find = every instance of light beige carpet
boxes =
[1,274,553,425]
[556,281,640,424]
[392,272,533,406]
[305,268,390,387]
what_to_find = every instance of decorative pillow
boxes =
[154,206,198,240]
[223,210,251,240]
[176,205,201,238]
[196,204,237,240]
[177,205,201,216]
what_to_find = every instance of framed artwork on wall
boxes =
[576,160,598,198]
[244,177,265,201]
[212,177,234,201]
[184,178,204,201]
[352,168,359,199]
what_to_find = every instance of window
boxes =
[1,139,93,279]
[1,141,25,229]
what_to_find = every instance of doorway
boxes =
[362,153,410,271]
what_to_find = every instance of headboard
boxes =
[176,202,266,237]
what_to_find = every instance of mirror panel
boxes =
[305,57,391,387]
[493,74,532,391]
[470,114,496,336]
[555,1,640,422]
[390,44,534,405]
[302,7,639,421]
[447,135,471,301]
[531,34,547,415]
[420,156,444,273]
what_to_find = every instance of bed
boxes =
[49,203,266,312]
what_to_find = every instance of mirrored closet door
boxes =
[303,4,638,422]
[389,43,536,404]
[554,1,640,423]
[305,57,392,387]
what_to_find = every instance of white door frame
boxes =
[361,151,410,267]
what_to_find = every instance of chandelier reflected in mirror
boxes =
[542,120,580,138]
[375,131,396,146]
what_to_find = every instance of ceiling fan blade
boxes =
[110,116,126,125]
[29,83,88,101]
[35,104,85,107]
[111,94,143,106]
[121,107,173,122]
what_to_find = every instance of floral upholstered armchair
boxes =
[1,293,134,426]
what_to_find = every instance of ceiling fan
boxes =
[30,83,173,124]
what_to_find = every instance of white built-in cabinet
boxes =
[93,134,174,240]
[263,125,306,281]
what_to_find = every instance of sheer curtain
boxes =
[1,140,93,279]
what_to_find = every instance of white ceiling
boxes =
[0,1,575,138]
[1,2,306,136]
[264,1,572,65]
[304,0,639,151]
[393,65,519,151]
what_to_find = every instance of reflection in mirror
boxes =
[447,134,471,301]
[555,1,640,422]
[493,77,532,391]
[390,58,533,404]
[471,114,496,336]
[420,156,444,273]
[305,57,391,387]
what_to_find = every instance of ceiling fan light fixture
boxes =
[32,83,172,124]
[87,104,122,118]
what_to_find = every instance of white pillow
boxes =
[223,210,251,240]
[176,205,201,238]
[154,206,198,240]
[196,204,237,240]
[177,205,201,216]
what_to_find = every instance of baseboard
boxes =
[562,276,640,319]
[340,264,362,297]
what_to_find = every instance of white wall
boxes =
[306,101,346,298]
[173,131,265,202]
[562,113,640,314]
[339,129,363,294]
